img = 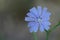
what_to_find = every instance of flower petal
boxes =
[42,7,47,15]
[37,6,42,16]
[41,12,51,18]
[42,17,50,21]
[41,7,51,21]
[26,12,36,18]
[29,7,39,17]
[44,25,50,30]
[25,17,35,21]
[40,24,44,32]
[42,21,51,26]
[28,22,39,32]
[41,14,51,21]
[40,21,51,31]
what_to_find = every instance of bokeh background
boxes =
[0,0,60,40]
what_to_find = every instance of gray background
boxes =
[0,0,60,40]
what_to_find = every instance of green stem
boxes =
[45,30,50,40]
[46,32,49,40]
[49,22,60,32]
[32,32,38,40]
[45,22,60,40]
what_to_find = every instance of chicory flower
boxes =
[25,6,51,32]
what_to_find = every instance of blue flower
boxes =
[25,6,51,32]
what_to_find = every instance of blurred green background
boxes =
[0,0,60,40]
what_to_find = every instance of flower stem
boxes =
[49,21,60,32]
[46,32,49,40]
[45,21,60,40]
[45,30,50,40]
[32,32,38,40]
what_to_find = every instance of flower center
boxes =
[38,18,42,22]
